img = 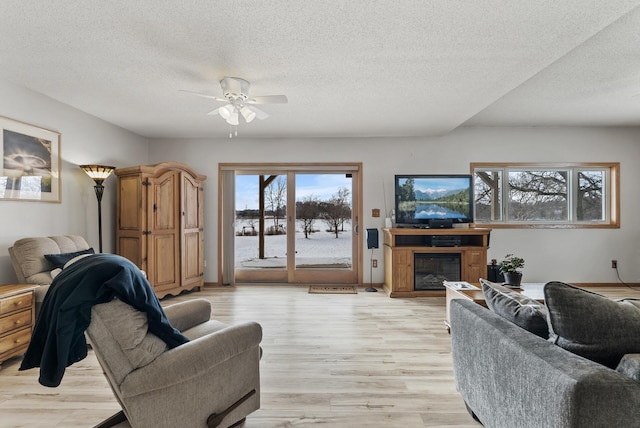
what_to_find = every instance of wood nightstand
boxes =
[0,284,37,368]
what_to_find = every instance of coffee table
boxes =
[444,282,545,332]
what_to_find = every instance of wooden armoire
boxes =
[114,162,206,298]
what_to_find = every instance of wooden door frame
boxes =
[218,162,363,286]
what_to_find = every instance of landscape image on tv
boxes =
[396,177,471,222]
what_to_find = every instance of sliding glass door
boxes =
[221,164,361,285]
[234,173,288,282]
[291,172,356,283]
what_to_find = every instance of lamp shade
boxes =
[226,111,240,126]
[80,164,115,185]
[240,106,256,123]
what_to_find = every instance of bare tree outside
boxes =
[475,167,605,223]
[577,171,604,221]
[265,176,287,233]
[508,170,568,221]
[296,195,320,238]
[321,186,351,238]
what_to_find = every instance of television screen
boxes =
[394,174,473,226]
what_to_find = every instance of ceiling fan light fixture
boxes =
[240,106,256,123]
[218,104,234,119]
[182,77,287,136]
[226,111,239,126]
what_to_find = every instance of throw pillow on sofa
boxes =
[44,248,95,269]
[544,281,640,368]
[480,278,549,339]
[616,354,640,383]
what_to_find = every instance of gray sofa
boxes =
[450,299,640,428]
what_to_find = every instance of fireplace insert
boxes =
[414,253,461,290]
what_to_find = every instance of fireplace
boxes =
[414,253,461,290]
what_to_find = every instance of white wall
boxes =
[0,81,149,283]
[150,126,640,285]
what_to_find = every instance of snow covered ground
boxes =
[234,219,352,269]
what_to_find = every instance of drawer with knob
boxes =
[0,284,37,367]
[0,291,33,316]
[0,326,31,356]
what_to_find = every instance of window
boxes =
[472,163,619,228]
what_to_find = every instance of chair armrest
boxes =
[163,298,212,332]
[120,321,262,398]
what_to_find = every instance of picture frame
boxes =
[0,116,61,203]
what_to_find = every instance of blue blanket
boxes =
[20,253,189,387]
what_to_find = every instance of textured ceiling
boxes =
[0,1,639,139]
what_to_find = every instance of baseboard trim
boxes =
[204,282,386,288]
[204,281,637,289]
[204,282,221,288]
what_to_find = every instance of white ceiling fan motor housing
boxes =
[221,77,250,103]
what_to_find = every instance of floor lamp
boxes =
[80,164,115,253]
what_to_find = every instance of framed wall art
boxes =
[0,116,61,202]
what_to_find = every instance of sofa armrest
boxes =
[8,246,27,283]
[120,321,262,398]
[450,299,640,428]
[163,298,212,332]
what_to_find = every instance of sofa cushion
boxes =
[44,248,95,269]
[10,238,66,282]
[544,281,640,368]
[480,278,549,339]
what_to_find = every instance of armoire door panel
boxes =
[181,174,204,287]
[182,231,201,285]
[152,172,178,231]
[182,175,201,230]
[118,237,143,269]
[149,171,180,292]
[118,176,143,231]
[152,234,179,288]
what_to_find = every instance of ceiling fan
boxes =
[181,77,288,137]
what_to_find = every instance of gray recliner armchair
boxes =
[86,297,262,428]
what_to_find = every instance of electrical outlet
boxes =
[611,260,617,269]
[372,259,378,268]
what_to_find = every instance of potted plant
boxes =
[499,253,525,286]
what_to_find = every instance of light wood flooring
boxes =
[1,285,638,428]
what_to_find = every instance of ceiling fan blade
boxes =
[246,94,288,104]
[247,105,269,120]
[180,89,227,102]
[207,107,221,116]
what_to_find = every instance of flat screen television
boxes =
[394,174,473,227]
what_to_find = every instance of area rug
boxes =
[308,285,358,294]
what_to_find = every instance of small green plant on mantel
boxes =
[499,254,525,274]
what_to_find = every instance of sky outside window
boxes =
[235,174,351,210]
